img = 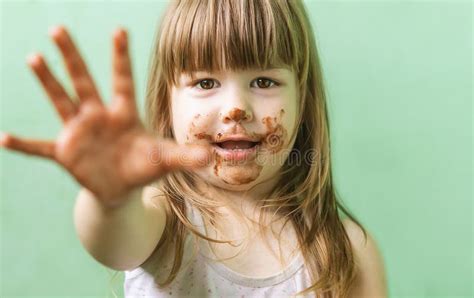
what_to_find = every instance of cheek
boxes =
[171,91,216,144]
[171,100,187,144]
[260,108,291,154]
[185,113,214,144]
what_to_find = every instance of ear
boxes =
[342,219,389,297]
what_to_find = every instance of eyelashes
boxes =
[191,77,281,91]
[194,79,217,90]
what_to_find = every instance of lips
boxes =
[212,135,262,161]
[212,134,262,149]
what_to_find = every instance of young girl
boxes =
[0,0,387,297]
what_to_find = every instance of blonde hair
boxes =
[141,0,367,297]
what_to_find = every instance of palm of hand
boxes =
[0,26,211,206]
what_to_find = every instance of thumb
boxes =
[159,142,213,172]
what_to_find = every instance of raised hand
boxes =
[0,26,211,207]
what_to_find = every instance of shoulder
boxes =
[143,180,170,213]
[341,218,388,297]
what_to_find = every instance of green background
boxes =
[1,0,472,297]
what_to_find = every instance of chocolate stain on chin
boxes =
[214,159,263,185]
[225,164,264,184]
[212,146,263,185]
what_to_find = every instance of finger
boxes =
[121,137,212,186]
[26,53,78,123]
[0,132,55,159]
[157,142,213,172]
[111,28,137,117]
[48,25,102,105]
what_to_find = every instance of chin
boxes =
[193,167,257,189]
[192,162,279,193]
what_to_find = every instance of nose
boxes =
[220,107,253,123]
[219,83,254,123]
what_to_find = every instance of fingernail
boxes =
[118,27,127,37]
[48,25,64,39]
[114,28,127,49]
[0,132,10,147]
[26,53,41,67]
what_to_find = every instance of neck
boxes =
[195,175,283,228]
[193,175,300,261]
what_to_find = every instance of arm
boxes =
[73,184,167,271]
[343,219,388,297]
[0,25,210,271]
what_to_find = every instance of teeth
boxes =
[214,141,261,151]
[221,145,248,150]
[219,140,256,150]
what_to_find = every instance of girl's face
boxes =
[170,68,299,191]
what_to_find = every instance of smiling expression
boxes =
[170,67,299,190]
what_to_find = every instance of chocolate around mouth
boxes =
[214,140,261,150]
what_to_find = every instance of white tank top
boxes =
[123,202,314,297]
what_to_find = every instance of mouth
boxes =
[213,140,261,150]
[211,136,262,161]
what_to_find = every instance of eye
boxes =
[193,79,218,90]
[191,77,279,90]
[252,77,279,89]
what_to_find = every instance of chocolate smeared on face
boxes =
[213,149,263,185]
[212,108,287,184]
[187,113,213,143]
[188,109,288,185]
[212,139,263,185]
[260,108,287,154]
[194,132,213,141]
[213,151,222,177]
[228,108,248,122]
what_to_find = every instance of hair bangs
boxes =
[159,0,301,86]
